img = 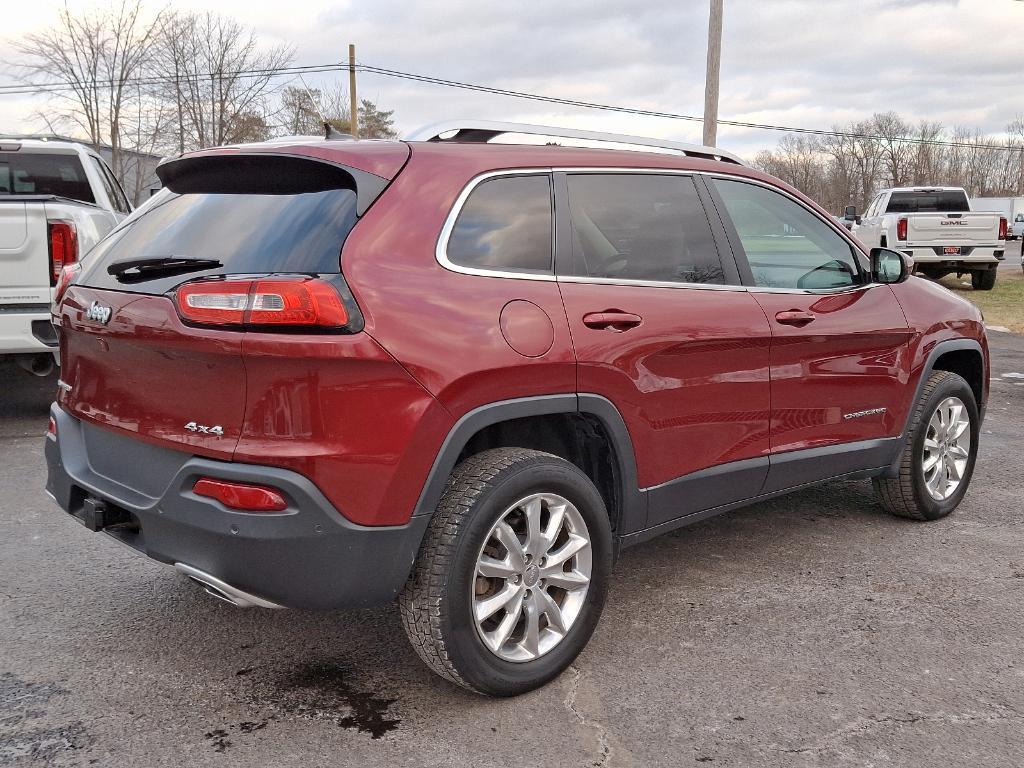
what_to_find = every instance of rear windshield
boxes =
[0,152,95,204]
[79,189,358,294]
[885,191,969,213]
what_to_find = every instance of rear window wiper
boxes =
[107,256,223,284]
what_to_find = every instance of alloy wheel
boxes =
[472,493,592,663]
[922,396,971,501]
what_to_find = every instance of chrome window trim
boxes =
[435,166,878,295]
[435,168,557,281]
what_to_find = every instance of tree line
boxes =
[9,2,397,203]
[754,112,1024,214]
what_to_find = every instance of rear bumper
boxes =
[904,246,1002,266]
[0,307,57,355]
[44,404,429,610]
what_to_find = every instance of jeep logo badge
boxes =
[84,301,112,325]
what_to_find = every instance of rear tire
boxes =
[873,371,979,521]
[399,448,612,696]
[971,269,997,291]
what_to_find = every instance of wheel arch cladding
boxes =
[883,338,985,478]
[411,394,646,535]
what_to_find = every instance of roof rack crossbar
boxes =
[405,120,744,165]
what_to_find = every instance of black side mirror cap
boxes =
[844,205,857,219]
[870,247,911,284]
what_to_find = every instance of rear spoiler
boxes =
[155,153,390,216]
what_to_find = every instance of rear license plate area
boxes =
[943,246,961,255]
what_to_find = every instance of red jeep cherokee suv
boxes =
[45,122,988,696]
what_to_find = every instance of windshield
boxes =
[0,151,95,203]
[79,189,359,294]
[885,191,969,213]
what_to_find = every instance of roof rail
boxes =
[405,120,745,165]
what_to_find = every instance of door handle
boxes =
[774,309,815,327]
[582,311,643,331]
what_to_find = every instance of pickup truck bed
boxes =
[1,139,131,373]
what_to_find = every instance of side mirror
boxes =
[844,205,857,219]
[871,247,911,284]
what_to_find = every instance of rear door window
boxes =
[563,173,727,284]
[0,152,95,204]
[885,190,970,213]
[713,178,861,290]
[446,174,553,273]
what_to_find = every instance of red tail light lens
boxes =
[248,279,349,326]
[46,416,57,440]
[896,218,908,241]
[178,280,252,326]
[47,220,78,285]
[998,217,1008,241]
[53,263,81,306]
[175,277,351,330]
[193,478,288,512]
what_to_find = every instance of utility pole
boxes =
[348,44,359,139]
[702,0,723,148]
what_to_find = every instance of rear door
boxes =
[555,171,772,530]
[57,154,368,459]
[707,176,912,493]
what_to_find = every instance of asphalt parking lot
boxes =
[2,331,1024,768]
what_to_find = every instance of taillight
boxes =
[192,478,288,512]
[175,277,355,330]
[46,416,57,441]
[896,218,908,241]
[998,217,1008,241]
[47,220,78,285]
[53,263,81,306]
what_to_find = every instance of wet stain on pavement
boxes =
[252,661,400,739]
[0,673,92,765]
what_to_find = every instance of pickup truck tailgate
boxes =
[0,203,51,306]
[906,213,1002,245]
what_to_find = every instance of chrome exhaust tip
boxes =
[174,563,283,609]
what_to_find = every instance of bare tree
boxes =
[13,0,163,175]
[755,112,1024,213]
[155,12,293,150]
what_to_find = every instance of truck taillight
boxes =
[47,220,78,285]
[175,277,357,331]
[896,218,908,241]
[998,217,1007,241]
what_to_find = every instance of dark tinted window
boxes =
[447,175,552,272]
[0,152,95,203]
[80,190,358,293]
[713,178,860,290]
[885,190,970,213]
[564,174,725,284]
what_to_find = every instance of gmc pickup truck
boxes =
[851,186,1006,290]
[1,138,131,376]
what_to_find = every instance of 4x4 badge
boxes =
[184,421,224,436]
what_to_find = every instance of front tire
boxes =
[873,371,979,520]
[400,448,612,696]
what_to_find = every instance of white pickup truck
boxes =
[1,138,131,376]
[851,186,1006,290]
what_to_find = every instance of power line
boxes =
[2,61,1022,153]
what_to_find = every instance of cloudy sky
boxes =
[2,0,1023,158]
